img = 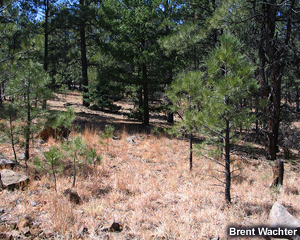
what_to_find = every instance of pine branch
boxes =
[203,124,225,139]
[0,48,35,64]
[209,183,224,188]
[215,169,226,174]
[198,151,225,168]
[175,111,184,120]
[231,168,242,174]
[202,173,226,185]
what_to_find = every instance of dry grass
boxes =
[2,130,300,240]
[1,92,300,239]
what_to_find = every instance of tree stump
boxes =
[271,159,284,188]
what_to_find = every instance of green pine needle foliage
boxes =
[43,146,64,174]
[45,107,76,131]
[197,33,259,139]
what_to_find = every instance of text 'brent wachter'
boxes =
[228,226,299,238]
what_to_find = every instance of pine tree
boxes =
[167,70,205,170]
[43,146,64,192]
[5,59,52,167]
[169,33,258,204]
[99,0,170,125]
[62,135,88,187]
[199,34,258,203]
[208,0,299,160]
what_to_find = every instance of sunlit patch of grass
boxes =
[51,195,75,236]
[83,199,106,218]
[1,124,300,239]
[82,127,100,149]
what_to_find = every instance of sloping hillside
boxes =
[0,92,300,240]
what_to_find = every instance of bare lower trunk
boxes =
[254,0,295,160]
[167,101,174,124]
[25,81,31,170]
[72,156,76,187]
[0,83,2,108]
[80,0,89,107]
[9,114,18,164]
[42,0,49,109]
[296,86,299,112]
[142,64,149,126]
[225,119,231,204]
[189,133,193,171]
[53,164,57,192]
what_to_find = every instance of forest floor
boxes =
[1,91,300,240]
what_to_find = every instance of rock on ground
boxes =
[17,215,33,231]
[100,220,123,232]
[0,158,15,169]
[269,202,300,240]
[0,169,29,190]
[63,188,82,204]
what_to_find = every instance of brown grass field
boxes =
[1,92,300,240]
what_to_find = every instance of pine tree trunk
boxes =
[225,119,231,204]
[138,86,143,110]
[25,81,31,169]
[142,64,149,126]
[189,133,193,171]
[167,111,174,124]
[80,0,89,107]
[9,113,18,164]
[52,163,57,192]
[42,0,49,109]
[44,0,49,73]
[255,0,294,160]
[255,94,259,133]
[0,83,2,108]
[166,73,174,124]
[296,86,299,112]
[72,156,76,187]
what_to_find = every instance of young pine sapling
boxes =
[43,146,64,192]
[100,125,115,151]
[63,136,87,187]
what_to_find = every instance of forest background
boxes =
[1,0,300,238]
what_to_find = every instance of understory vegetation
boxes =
[0,93,300,239]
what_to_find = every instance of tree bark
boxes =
[25,79,31,169]
[296,85,299,112]
[254,0,295,160]
[140,35,149,126]
[138,67,143,110]
[9,113,18,164]
[167,110,174,124]
[80,0,89,107]
[0,82,2,108]
[189,133,193,171]
[72,156,76,187]
[42,0,49,109]
[44,0,49,73]
[53,164,57,192]
[271,159,284,188]
[143,80,149,126]
[225,119,231,204]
